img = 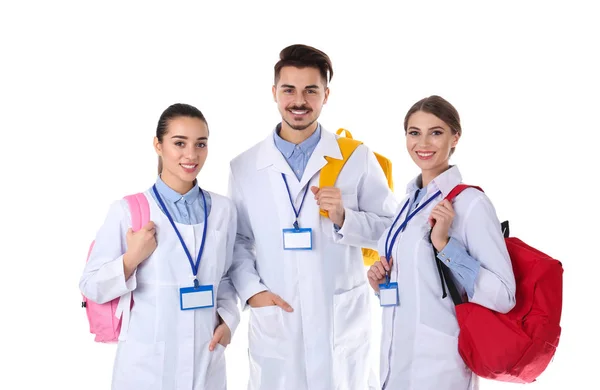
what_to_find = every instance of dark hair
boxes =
[274,44,333,86]
[156,103,208,174]
[403,95,462,155]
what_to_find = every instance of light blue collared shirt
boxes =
[273,123,322,180]
[412,183,481,299]
[150,176,212,225]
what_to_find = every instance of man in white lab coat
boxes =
[228,44,397,390]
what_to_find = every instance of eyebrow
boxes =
[408,126,445,131]
[171,135,208,140]
[280,84,320,89]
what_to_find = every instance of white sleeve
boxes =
[465,196,517,313]
[79,200,137,304]
[216,201,241,336]
[333,146,397,248]
[227,167,268,309]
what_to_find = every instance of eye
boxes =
[283,89,293,93]
[306,89,316,94]
[432,130,443,136]
[175,141,185,147]
[408,131,420,136]
[197,142,207,148]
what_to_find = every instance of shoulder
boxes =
[230,138,265,171]
[206,190,236,218]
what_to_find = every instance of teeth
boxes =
[417,152,434,157]
[291,110,308,115]
[181,164,196,169]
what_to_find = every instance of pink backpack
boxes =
[81,193,150,343]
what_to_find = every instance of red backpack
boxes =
[434,184,563,383]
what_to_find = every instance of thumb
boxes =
[209,326,222,351]
[428,215,435,227]
[126,228,133,238]
[310,186,319,195]
[273,294,294,312]
[144,221,155,230]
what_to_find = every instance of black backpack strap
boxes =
[429,230,464,306]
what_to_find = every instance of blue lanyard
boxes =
[384,190,442,284]
[281,173,310,230]
[152,185,208,288]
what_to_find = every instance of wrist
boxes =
[123,252,141,268]
[433,237,450,251]
[333,208,345,227]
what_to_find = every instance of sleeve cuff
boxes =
[239,283,269,311]
[217,307,240,337]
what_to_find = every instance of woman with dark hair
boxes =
[368,96,516,389]
[80,103,239,390]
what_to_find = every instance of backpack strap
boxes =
[123,193,151,231]
[319,129,362,218]
[336,128,354,139]
[116,192,150,341]
[431,184,484,306]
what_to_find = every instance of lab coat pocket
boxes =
[205,343,227,390]
[333,282,370,349]
[112,339,165,390]
[333,283,371,389]
[417,325,471,386]
[249,305,285,359]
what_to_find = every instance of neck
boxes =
[421,164,450,188]
[160,171,195,194]
[279,121,318,144]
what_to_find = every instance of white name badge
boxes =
[379,282,399,307]
[282,228,313,250]
[180,285,214,310]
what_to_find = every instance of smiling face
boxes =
[272,66,329,132]
[154,116,209,192]
[405,110,460,177]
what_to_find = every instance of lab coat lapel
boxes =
[298,128,343,191]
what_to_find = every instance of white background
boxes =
[1,1,597,389]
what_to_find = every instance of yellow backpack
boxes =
[319,128,394,266]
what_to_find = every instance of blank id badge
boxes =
[282,228,313,250]
[180,284,214,310]
[379,282,399,307]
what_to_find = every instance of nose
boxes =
[294,92,306,107]
[185,144,198,160]
[417,133,431,148]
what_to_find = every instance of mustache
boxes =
[287,105,311,111]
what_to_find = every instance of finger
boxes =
[126,228,133,238]
[368,269,379,281]
[311,186,320,197]
[431,209,448,221]
[273,295,294,312]
[369,265,381,280]
[374,263,386,279]
[431,209,450,221]
[318,201,340,210]
[209,327,223,351]
[381,257,391,271]
[144,221,155,230]
[318,189,342,199]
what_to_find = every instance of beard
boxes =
[283,117,318,131]
[283,105,317,131]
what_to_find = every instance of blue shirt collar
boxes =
[155,176,200,204]
[273,123,322,157]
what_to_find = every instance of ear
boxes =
[323,87,330,105]
[154,136,162,156]
[272,85,277,102]
[452,132,460,148]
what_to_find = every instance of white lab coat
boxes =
[228,127,398,390]
[79,190,240,390]
[377,166,516,390]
